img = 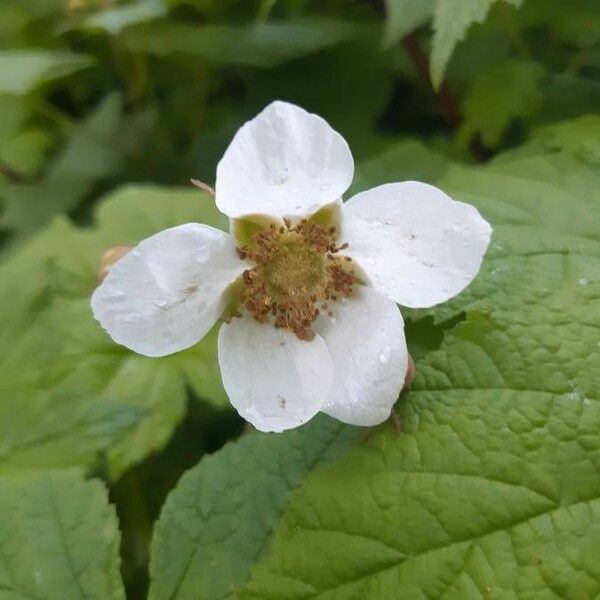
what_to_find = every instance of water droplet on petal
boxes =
[379,346,391,364]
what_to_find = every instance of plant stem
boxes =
[402,32,489,162]
[402,32,461,128]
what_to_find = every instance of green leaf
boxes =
[0,470,124,599]
[0,184,229,479]
[0,50,91,96]
[0,129,51,175]
[499,114,600,167]
[84,0,168,35]
[458,59,544,148]
[349,139,449,196]
[0,94,50,176]
[148,416,361,600]
[121,19,361,67]
[0,93,150,239]
[430,0,524,89]
[240,313,600,598]
[148,118,600,597]
[520,0,600,49]
[0,386,144,475]
[236,138,600,597]
[541,73,600,125]
[383,0,434,47]
[0,5,29,45]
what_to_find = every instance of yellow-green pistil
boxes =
[236,218,356,340]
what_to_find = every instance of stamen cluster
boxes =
[236,218,356,340]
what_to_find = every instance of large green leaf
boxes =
[121,19,361,67]
[0,470,124,599]
[0,50,91,96]
[430,0,524,89]
[147,116,600,598]
[148,416,361,600]
[0,184,229,479]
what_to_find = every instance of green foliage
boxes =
[0,0,599,598]
[350,139,449,195]
[0,470,125,599]
[520,0,600,49]
[0,94,50,176]
[430,0,524,90]
[383,0,434,47]
[121,19,362,67]
[148,416,361,600]
[146,116,600,599]
[84,0,168,35]
[0,51,92,96]
[0,93,151,241]
[0,185,228,480]
[458,59,544,148]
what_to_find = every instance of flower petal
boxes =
[215,100,354,219]
[92,224,244,357]
[218,317,333,432]
[315,286,407,426]
[342,182,492,308]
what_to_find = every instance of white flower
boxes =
[92,101,491,433]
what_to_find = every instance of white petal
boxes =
[315,286,408,426]
[91,224,245,357]
[218,318,333,432]
[215,100,354,220]
[342,182,492,308]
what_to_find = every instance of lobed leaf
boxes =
[458,59,544,148]
[430,0,524,90]
[0,470,125,599]
[148,416,361,600]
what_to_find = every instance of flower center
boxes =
[236,218,356,340]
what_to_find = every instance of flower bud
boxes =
[97,245,131,282]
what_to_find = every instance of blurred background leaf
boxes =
[0,185,229,482]
[0,470,125,599]
[0,50,92,96]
